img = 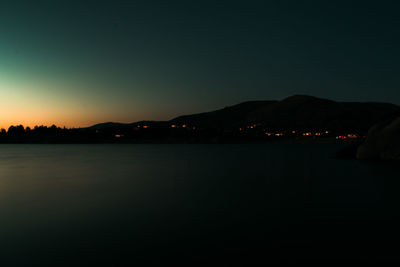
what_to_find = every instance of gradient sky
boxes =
[1,0,400,129]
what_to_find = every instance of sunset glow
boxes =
[1,1,399,130]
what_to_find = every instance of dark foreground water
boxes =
[0,144,399,265]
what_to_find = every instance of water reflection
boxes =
[0,144,398,265]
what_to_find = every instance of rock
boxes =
[357,117,400,160]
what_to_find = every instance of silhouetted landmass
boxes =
[171,95,399,132]
[171,100,277,129]
[1,95,399,144]
[248,95,400,133]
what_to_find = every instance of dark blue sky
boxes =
[1,0,399,127]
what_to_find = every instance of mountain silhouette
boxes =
[170,100,277,128]
[167,95,399,132]
[2,95,399,144]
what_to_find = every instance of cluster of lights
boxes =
[244,124,260,129]
[170,124,196,130]
[264,132,284,136]
[129,125,359,141]
[134,125,149,130]
[336,134,359,140]
[263,130,332,137]
[302,131,329,136]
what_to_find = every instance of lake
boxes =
[0,144,399,265]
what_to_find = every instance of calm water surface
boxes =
[0,144,399,265]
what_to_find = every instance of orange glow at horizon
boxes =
[0,102,171,130]
[0,78,170,130]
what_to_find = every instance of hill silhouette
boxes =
[1,95,399,143]
[171,100,277,129]
[169,95,400,132]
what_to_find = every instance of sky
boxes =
[1,0,400,129]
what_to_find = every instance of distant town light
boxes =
[347,134,358,139]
